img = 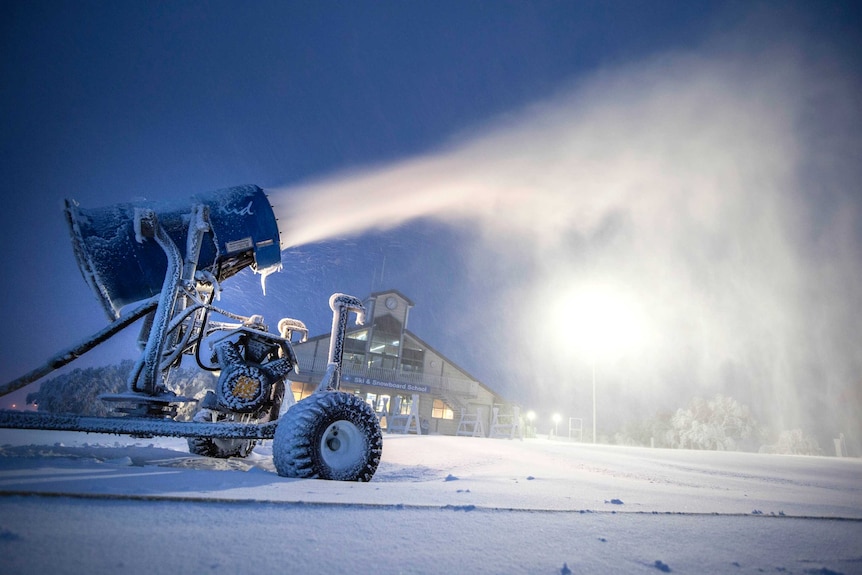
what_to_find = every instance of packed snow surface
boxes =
[1,430,860,574]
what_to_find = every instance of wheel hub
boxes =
[320,420,364,471]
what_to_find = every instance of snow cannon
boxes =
[65,184,281,320]
[0,185,383,482]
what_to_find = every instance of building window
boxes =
[368,354,397,370]
[345,330,368,355]
[376,394,415,416]
[346,353,365,369]
[401,344,424,373]
[290,381,315,403]
[432,399,454,420]
[370,315,402,358]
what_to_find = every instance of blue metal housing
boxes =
[66,185,281,319]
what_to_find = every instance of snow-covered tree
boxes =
[26,361,132,416]
[669,394,760,451]
[27,361,216,419]
[762,428,822,456]
[170,370,218,421]
[613,411,673,447]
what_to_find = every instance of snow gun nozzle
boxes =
[65,185,282,320]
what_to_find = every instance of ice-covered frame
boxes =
[0,187,367,445]
[65,185,282,320]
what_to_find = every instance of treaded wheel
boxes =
[186,409,256,459]
[273,391,383,481]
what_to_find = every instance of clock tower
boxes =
[370,290,413,325]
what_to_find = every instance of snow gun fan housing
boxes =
[65,184,282,319]
[0,184,383,482]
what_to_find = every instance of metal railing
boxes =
[293,348,479,399]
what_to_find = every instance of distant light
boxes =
[552,413,561,424]
[527,410,536,421]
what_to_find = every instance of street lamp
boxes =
[591,360,596,444]
[556,284,646,444]
[552,413,561,438]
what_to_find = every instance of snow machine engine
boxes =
[0,185,383,482]
[211,324,294,414]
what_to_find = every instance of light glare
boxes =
[555,284,648,360]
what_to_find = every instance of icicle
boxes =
[255,262,282,296]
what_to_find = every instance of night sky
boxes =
[2,2,861,449]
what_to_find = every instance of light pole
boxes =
[554,283,646,447]
[592,360,596,444]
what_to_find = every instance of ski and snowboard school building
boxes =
[287,289,521,438]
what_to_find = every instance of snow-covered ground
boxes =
[1,429,860,574]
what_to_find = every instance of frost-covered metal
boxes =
[0,185,383,481]
[65,185,281,320]
[317,294,366,393]
[212,328,295,413]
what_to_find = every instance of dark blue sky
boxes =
[2,2,861,442]
[0,1,724,366]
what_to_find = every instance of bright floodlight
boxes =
[550,282,649,444]
[561,284,646,359]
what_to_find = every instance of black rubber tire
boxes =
[273,391,383,481]
[186,409,256,459]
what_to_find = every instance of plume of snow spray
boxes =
[270,45,861,448]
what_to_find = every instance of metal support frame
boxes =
[132,208,185,395]
[0,199,365,441]
[0,409,277,439]
[0,204,272,437]
[316,294,366,393]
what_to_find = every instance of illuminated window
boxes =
[290,381,315,403]
[398,395,413,415]
[345,330,368,355]
[370,315,402,358]
[401,343,424,373]
[432,399,454,420]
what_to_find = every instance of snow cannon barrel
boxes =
[65,185,281,320]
